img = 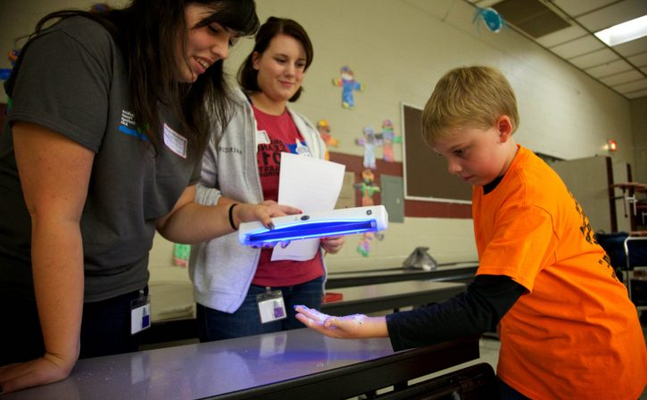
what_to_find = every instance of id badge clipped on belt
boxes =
[130,291,151,335]
[257,289,286,324]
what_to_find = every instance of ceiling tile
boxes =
[467,0,500,6]
[551,0,619,17]
[493,0,571,38]
[401,0,456,20]
[550,35,605,58]
[535,26,588,48]
[612,78,647,93]
[613,36,647,57]
[569,48,618,69]
[575,0,647,32]
[627,52,647,67]
[625,88,647,99]
[585,59,633,78]
[599,69,645,86]
[466,0,646,99]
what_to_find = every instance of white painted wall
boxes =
[2,0,644,275]
[630,96,647,183]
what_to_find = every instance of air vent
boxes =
[492,0,571,38]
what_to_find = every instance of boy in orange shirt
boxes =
[296,66,647,400]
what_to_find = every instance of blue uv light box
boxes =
[238,205,388,246]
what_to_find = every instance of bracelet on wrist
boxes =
[228,203,239,230]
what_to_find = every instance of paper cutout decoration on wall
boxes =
[473,7,505,33]
[173,243,191,267]
[380,119,401,162]
[333,66,363,109]
[356,126,381,170]
[353,169,384,257]
[357,232,375,257]
[0,49,19,81]
[356,231,385,257]
[316,119,340,160]
[90,3,111,13]
[354,169,380,207]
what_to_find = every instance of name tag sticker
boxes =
[163,123,188,158]
[256,130,271,145]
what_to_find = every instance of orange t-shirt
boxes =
[474,146,647,400]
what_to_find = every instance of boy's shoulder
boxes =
[501,147,567,206]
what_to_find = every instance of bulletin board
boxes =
[401,103,472,203]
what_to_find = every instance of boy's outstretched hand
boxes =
[294,305,389,339]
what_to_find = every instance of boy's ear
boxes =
[497,115,513,143]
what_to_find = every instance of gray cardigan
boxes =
[189,89,327,312]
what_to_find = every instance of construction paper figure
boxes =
[333,66,363,109]
[380,119,401,162]
[356,126,381,170]
[354,169,380,207]
[356,230,385,257]
[316,119,340,160]
[0,49,19,81]
[354,169,384,257]
[357,232,375,257]
[90,3,111,13]
[173,243,190,267]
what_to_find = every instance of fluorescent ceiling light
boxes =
[594,15,647,47]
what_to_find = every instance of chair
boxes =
[623,235,647,310]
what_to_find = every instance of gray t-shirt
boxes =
[0,17,201,302]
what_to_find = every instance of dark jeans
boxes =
[0,288,146,366]
[498,377,532,400]
[197,276,324,342]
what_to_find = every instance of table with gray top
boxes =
[3,329,480,400]
[326,262,479,289]
[321,280,466,315]
[140,279,466,345]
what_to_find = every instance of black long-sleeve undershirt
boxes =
[386,275,527,351]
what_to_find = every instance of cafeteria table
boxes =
[2,329,480,400]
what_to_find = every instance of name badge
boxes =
[257,290,286,323]
[295,140,311,156]
[130,295,151,335]
[163,123,188,158]
[256,130,271,145]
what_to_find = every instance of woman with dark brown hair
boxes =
[0,1,299,394]
[191,17,345,342]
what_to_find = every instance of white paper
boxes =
[271,152,345,261]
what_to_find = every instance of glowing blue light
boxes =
[244,219,378,245]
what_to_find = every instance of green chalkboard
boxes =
[402,104,472,203]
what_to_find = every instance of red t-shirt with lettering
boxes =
[251,105,324,287]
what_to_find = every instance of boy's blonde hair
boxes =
[422,66,519,145]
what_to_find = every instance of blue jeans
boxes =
[197,276,324,342]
